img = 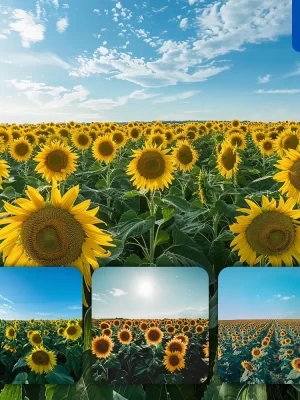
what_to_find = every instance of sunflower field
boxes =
[0,120,300,398]
[91,318,209,384]
[0,319,82,385]
[218,319,300,384]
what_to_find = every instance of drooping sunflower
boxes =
[29,331,43,347]
[230,196,300,266]
[127,144,175,191]
[0,180,115,294]
[241,361,255,371]
[72,130,92,150]
[5,326,16,340]
[92,335,114,358]
[145,327,163,345]
[274,149,300,204]
[92,135,117,164]
[9,137,33,162]
[34,141,78,182]
[0,160,9,189]
[26,346,57,374]
[217,142,240,179]
[117,329,132,345]
[163,351,185,373]
[64,324,82,341]
[172,140,198,172]
[165,339,186,355]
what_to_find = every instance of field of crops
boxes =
[0,119,300,398]
[218,319,300,384]
[91,318,209,384]
[0,319,83,385]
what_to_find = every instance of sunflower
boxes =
[127,144,175,191]
[111,131,127,148]
[5,326,16,340]
[275,129,300,157]
[34,141,78,182]
[3,344,16,353]
[0,160,9,189]
[29,331,43,347]
[241,361,255,371]
[140,322,148,332]
[0,180,115,294]
[195,325,205,334]
[24,132,38,147]
[128,127,142,141]
[147,132,167,148]
[273,149,300,204]
[172,140,198,172]
[57,327,65,336]
[258,138,275,156]
[26,346,57,374]
[145,327,163,345]
[291,358,300,372]
[117,329,132,345]
[203,343,209,358]
[230,196,300,266]
[174,334,189,345]
[92,335,114,358]
[9,137,33,162]
[163,351,185,373]
[217,142,240,179]
[251,347,263,358]
[64,324,82,341]
[72,130,92,150]
[231,119,240,128]
[227,133,246,150]
[165,339,187,355]
[102,328,112,337]
[92,135,117,164]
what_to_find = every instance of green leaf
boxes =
[0,385,22,400]
[124,254,142,266]
[95,179,107,189]
[161,195,190,212]
[162,208,175,223]
[155,231,170,246]
[12,357,27,372]
[240,385,268,400]
[45,385,57,400]
[145,385,168,400]
[66,344,82,379]
[103,355,121,369]
[167,385,195,400]
[84,306,92,351]
[46,365,75,384]
[113,384,146,400]
[123,190,144,199]
[111,215,155,241]
[12,372,28,384]
[209,291,218,329]
[214,200,237,219]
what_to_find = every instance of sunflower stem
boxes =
[149,190,156,265]
[213,212,220,240]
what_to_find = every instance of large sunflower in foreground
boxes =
[34,141,78,182]
[217,142,240,179]
[0,160,9,189]
[172,140,198,172]
[274,149,300,204]
[127,144,175,191]
[0,180,115,292]
[26,346,57,374]
[230,196,300,266]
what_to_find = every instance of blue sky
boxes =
[0,0,299,123]
[92,267,208,319]
[0,267,82,320]
[219,268,300,320]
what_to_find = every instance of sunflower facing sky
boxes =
[0,179,115,293]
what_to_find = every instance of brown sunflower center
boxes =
[153,137,163,146]
[256,133,265,142]
[32,350,50,365]
[148,329,160,341]
[78,134,89,145]
[46,150,68,172]
[32,334,42,344]
[283,134,299,150]
[169,355,180,366]
[113,133,124,144]
[169,342,182,352]
[253,349,261,356]
[177,145,193,165]
[130,128,139,138]
[15,143,29,156]
[120,331,130,341]
[8,329,15,336]
[289,160,300,190]
[137,151,166,179]
[98,141,114,156]
[66,326,77,335]
[263,141,273,151]
[246,211,295,255]
[96,339,109,353]
[231,136,242,146]
[221,148,236,171]
[21,207,85,265]
[26,135,35,144]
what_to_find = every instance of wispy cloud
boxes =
[92,293,108,304]
[0,294,14,304]
[281,295,296,301]
[56,17,69,33]
[109,288,127,297]
[153,90,200,104]
[258,74,271,84]
[68,305,82,310]
[256,89,300,94]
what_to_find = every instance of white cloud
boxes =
[1,52,70,69]
[256,89,300,94]
[62,4,69,9]
[274,294,281,298]
[258,74,271,84]
[56,17,69,33]
[116,2,122,9]
[179,18,188,31]
[9,9,45,48]
[109,288,127,297]
[281,295,296,301]
[92,293,108,304]
[188,0,198,5]
[153,90,199,104]
[68,305,82,310]
[0,294,14,304]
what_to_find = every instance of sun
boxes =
[136,278,155,298]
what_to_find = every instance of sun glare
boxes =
[136,278,155,299]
